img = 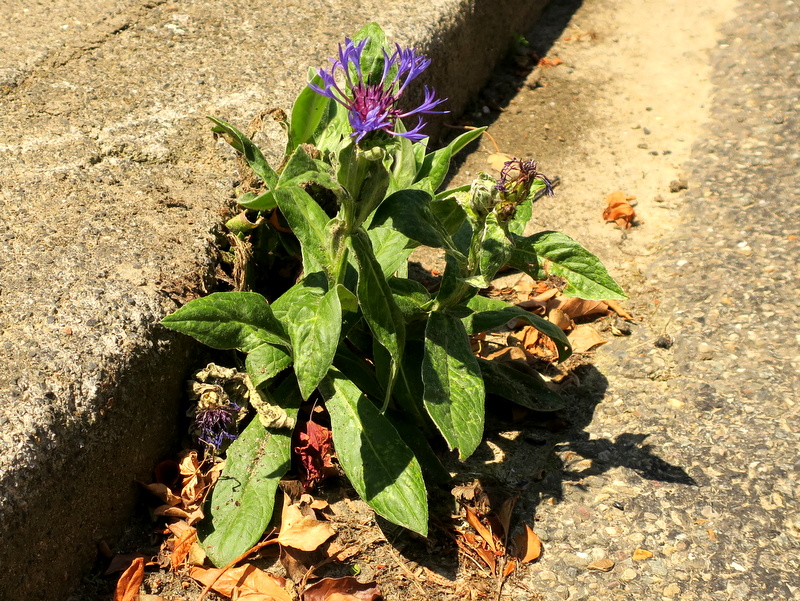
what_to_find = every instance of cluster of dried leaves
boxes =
[452,481,542,590]
[478,277,632,372]
[113,445,381,601]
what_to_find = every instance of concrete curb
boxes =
[0,1,549,597]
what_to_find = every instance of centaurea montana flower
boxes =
[308,37,448,143]
[195,399,241,449]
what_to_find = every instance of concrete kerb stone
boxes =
[0,0,549,598]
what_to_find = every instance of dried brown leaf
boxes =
[487,152,514,171]
[302,576,382,601]
[278,502,336,551]
[497,496,518,544]
[567,325,608,353]
[141,482,182,506]
[551,297,609,320]
[464,506,497,552]
[171,526,198,570]
[514,525,542,563]
[190,565,290,600]
[603,191,636,228]
[548,308,573,332]
[605,299,633,321]
[113,556,144,601]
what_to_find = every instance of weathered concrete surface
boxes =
[0,0,549,598]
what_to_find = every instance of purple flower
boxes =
[308,38,448,143]
[195,401,240,449]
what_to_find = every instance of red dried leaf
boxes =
[294,419,337,489]
[302,576,381,601]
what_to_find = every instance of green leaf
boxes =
[352,23,387,83]
[508,196,532,236]
[209,117,278,189]
[333,343,385,401]
[367,226,415,278]
[422,311,485,460]
[509,231,627,300]
[384,411,450,484]
[388,277,431,318]
[198,377,301,566]
[387,123,418,194]
[287,75,331,155]
[236,190,278,211]
[469,212,513,288]
[321,370,428,536]
[352,231,405,407]
[462,294,571,362]
[478,358,565,412]
[415,127,485,193]
[161,292,288,352]
[246,343,293,389]
[370,189,448,249]
[431,195,468,236]
[391,342,432,432]
[278,144,341,192]
[281,279,342,399]
[274,186,333,276]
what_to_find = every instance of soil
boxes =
[71,0,741,598]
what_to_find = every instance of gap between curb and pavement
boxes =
[0,1,551,598]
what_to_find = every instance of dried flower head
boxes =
[308,37,447,142]
[496,158,554,205]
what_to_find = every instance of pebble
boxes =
[620,568,638,581]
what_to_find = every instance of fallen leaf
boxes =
[294,418,337,489]
[548,308,573,332]
[603,191,636,229]
[141,482,182,506]
[487,152,514,171]
[497,496,518,545]
[190,565,290,600]
[464,506,497,552]
[538,56,563,68]
[171,526,198,570]
[632,548,653,561]
[302,576,382,601]
[587,558,615,571]
[277,503,336,551]
[502,558,518,578]
[114,556,144,601]
[605,299,633,321]
[514,525,542,563]
[550,297,609,320]
[568,325,608,353]
[104,554,144,576]
[482,345,528,362]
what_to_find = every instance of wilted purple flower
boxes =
[308,37,448,143]
[196,401,240,449]
[496,158,555,202]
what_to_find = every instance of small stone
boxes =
[587,558,615,572]
[663,583,681,598]
[620,568,637,581]
[669,179,688,192]
[654,335,673,349]
[632,548,654,561]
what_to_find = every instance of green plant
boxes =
[161,23,625,566]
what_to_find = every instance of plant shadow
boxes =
[383,361,696,583]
